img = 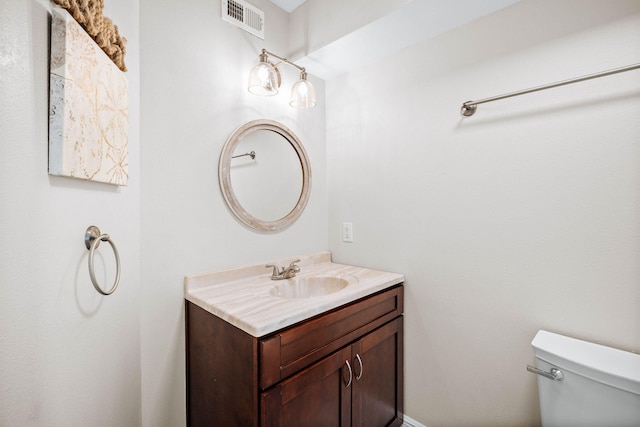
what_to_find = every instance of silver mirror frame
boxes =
[219,119,311,232]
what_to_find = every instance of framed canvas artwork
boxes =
[48,7,129,186]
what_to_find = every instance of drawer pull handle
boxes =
[344,360,353,388]
[355,354,363,381]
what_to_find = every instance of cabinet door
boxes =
[261,346,353,427]
[351,318,403,427]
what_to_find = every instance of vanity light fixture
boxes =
[248,48,316,109]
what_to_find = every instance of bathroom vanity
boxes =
[184,253,404,426]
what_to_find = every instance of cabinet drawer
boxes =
[259,285,403,389]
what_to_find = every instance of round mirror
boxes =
[219,120,311,232]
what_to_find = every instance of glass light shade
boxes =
[289,75,316,109]
[248,62,279,96]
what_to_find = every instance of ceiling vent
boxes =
[221,0,265,39]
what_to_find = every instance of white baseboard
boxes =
[402,414,427,427]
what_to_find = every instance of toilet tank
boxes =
[531,330,640,427]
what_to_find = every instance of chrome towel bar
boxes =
[461,63,640,116]
[84,226,121,295]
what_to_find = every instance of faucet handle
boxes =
[288,259,301,272]
[265,264,281,277]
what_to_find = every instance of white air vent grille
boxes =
[222,0,265,39]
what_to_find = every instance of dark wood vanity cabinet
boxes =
[261,317,403,427]
[186,284,404,427]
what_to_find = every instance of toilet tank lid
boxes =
[532,330,640,394]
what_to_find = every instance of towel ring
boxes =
[84,226,121,295]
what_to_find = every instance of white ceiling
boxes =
[270,0,307,13]
[267,0,522,80]
[294,0,522,80]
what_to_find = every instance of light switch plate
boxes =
[342,222,353,243]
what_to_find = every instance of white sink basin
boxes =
[270,276,349,299]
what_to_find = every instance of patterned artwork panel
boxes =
[49,7,129,186]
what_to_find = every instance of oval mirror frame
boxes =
[219,119,312,232]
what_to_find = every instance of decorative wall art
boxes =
[48,5,129,186]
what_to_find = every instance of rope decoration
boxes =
[52,0,127,71]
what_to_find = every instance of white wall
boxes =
[139,0,327,425]
[0,0,141,426]
[326,0,640,425]
[2,0,325,425]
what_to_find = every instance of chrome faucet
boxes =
[266,259,301,280]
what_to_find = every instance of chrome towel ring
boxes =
[84,226,121,295]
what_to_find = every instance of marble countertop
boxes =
[184,252,404,337]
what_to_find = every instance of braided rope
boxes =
[52,0,127,71]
